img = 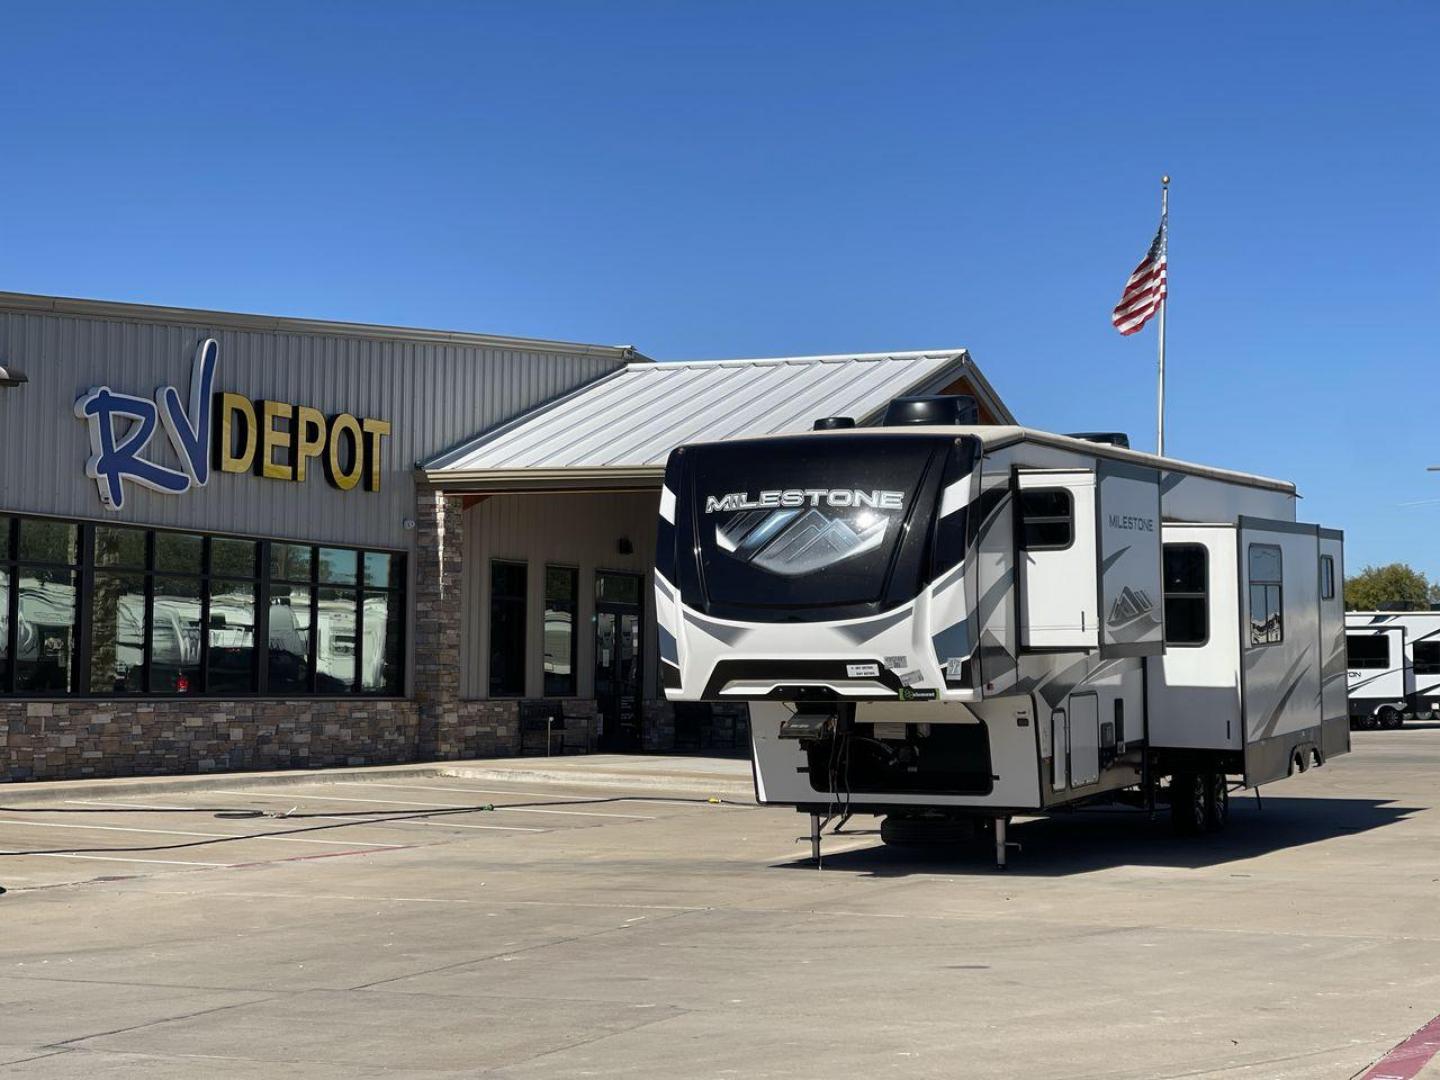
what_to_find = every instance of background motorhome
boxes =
[655,404,1348,866]
[1345,611,1440,728]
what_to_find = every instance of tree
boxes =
[1345,562,1434,611]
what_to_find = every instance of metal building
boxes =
[0,291,1011,781]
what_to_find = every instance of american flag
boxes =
[1111,216,1167,335]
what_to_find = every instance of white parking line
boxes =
[67,800,209,810]
[332,782,656,818]
[207,792,549,831]
[343,781,740,809]
[769,837,880,863]
[17,852,232,867]
[0,819,405,847]
[65,797,545,833]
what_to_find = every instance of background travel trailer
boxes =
[1345,611,1440,728]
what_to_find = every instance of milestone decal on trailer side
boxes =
[75,339,392,511]
[705,489,904,513]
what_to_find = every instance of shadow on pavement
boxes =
[771,795,1420,877]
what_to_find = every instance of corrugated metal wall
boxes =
[461,492,660,700]
[0,303,625,550]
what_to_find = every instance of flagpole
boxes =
[1156,175,1169,457]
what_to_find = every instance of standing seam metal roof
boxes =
[424,349,1001,482]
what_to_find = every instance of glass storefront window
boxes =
[318,547,358,586]
[271,543,312,582]
[152,576,203,693]
[89,571,146,693]
[95,526,146,568]
[489,561,527,697]
[19,520,77,564]
[0,568,10,680]
[268,584,312,694]
[364,552,398,590]
[155,532,203,574]
[208,578,257,694]
[316,587,358,692]
[362,590,402,694]
[596,571,641,606]
[544,566,577,697]
[212,538,257,578]
[0,518,403,698]
[16,568,78,692]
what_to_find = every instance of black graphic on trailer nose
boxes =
[714,505,891,577]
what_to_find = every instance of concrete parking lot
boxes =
[3,732,1440,1079]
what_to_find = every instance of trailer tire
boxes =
[879,814,975,847]
[1379,706,1403,730]
[1203,773,1229,832]
[1170,772,1207,836]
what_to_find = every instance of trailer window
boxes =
[1247,544,1283,647]
[1162,543,1207,646]
[1320,555,1336,600]
[1019,489,1072,550]
[1415,641,1440,676]
[1346,635,1390,670]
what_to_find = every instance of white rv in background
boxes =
[1345,611,1440,727]
[654,395,1348,867]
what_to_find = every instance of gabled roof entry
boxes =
[423,348,1012,492]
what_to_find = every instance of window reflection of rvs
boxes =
[544,609,572,676]
[316,595,356,691]
[14,579,78,689]
[9,580,387,693]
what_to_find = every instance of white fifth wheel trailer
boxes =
[1345,611,1440,728]
[653,396,1348,867]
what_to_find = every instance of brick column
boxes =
[413,486,465,759]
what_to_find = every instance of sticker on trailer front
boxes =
[846,663,879,678]
[897,687,938,701]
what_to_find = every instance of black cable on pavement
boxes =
[0,793,759,857]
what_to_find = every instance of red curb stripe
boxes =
[1363,1014,1440,1079]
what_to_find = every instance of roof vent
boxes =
[881,395,979,427]
[813,416,857,430]
[1065,431,1131,449]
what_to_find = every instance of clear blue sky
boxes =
[2,2,1437,578]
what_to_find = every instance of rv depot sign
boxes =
[75,338,392,511]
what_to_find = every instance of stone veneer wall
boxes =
[1,485,633,783]
[0,699,420,782]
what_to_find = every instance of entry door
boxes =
[595,572,643,752]
[1017,471,1098,650]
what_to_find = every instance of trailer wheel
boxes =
[1203,773,1229,832]
[1170,772,1207,836]
[1379,706,1403,730]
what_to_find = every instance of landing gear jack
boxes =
[995,815,1020,871]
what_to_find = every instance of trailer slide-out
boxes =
[653,395,1348,868]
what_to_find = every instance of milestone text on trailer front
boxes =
[652,395,1349,867]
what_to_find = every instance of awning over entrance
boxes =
[422,349,1011,493]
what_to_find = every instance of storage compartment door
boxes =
[1018,470,1098,650]
[1068,693,1101,787]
